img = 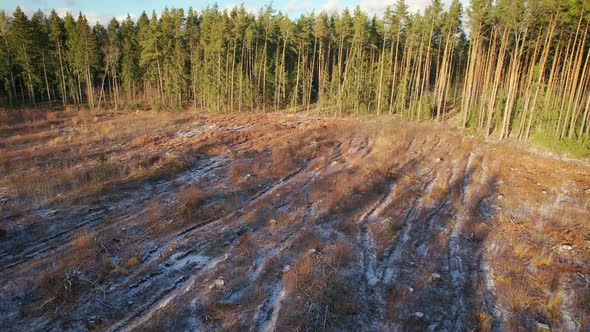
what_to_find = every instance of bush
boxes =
[126,101,142,110]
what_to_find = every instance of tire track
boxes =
[357,180,397,330]
[139,164,314,272]
[446,152,475,331]
[108,254,226,332]
[105,167,320,331]
[381,171,443,286]
[0,157,228,276]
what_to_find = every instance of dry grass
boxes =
[73,229,92,253]
[34,229,107,311]
[2,109,589,330]
[179,186,204,209]
[512,241,534,260]
[125,256,141,268]
[531,247,554,268]
[460,221,489,242]
[0,109,197,211]
[476,311,494,332]
[280,237,357,330]
[177,185,206,221]
[547,291,563,319]
[270,144,298,178]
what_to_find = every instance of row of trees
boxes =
[1,1,589,141]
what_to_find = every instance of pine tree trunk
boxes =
[42,54,52,108]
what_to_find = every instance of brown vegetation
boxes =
[0,109,588,331]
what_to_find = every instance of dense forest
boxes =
[1,0,590,144]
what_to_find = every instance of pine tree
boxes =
[120,15,139,103]
[140,11,164,104]
[9,6,36,105]
[97,18,121,109]
[49,10,68,106]
[0,11,16,107]
[30,11,53,107]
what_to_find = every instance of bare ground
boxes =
[0,109,589,331]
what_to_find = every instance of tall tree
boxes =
[9,6,36,105]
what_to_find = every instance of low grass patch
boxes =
[531,132,590,159]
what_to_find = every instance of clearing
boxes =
[0,109,589,331]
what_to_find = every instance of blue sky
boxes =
[2,0,469,25]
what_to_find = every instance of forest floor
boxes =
[0,108,589,331]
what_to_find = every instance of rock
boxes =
[46,210,59,217]
[436,157,443,162]
[283,265,291,272]
[308,248,318,255]
[382,217,393,224]
[407,287,414,293]
[211,277,225,289]
[526,263,538,274]
[497,194,504,200]
[431,273,442,282]
[414,312,425,319]
[269,219,277,227]
[536,322,551,331]
[87,315,101,326]
[541,189,548,195]
[585,188,590,194]
[559,244,573,251]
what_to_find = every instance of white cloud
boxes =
[116,13,138,21]
[359,0,440,17]
[53,7,110,25]
[321,0,341,13]
[5,5,136,26]
[223,3,258,15]
[286,0,313,14]
[318,0,469,17]
[10,5,35,17]
[359,0,395,17]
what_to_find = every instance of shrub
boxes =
[127,101,142,111]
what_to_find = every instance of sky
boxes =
[2,0,470,25]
